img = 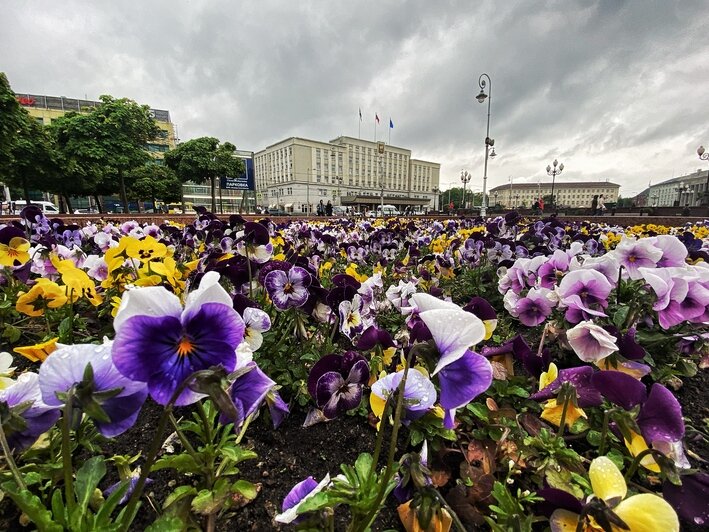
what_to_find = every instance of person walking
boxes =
[325,200,333,216]
[591,195,598,216]
[317,200,325,216]
[598,194,606,215]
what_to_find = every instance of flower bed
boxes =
[0,206,708,531]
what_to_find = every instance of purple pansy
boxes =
[275,474,331,524]
[307,352,369,419]
[663,473,709,526]
[371,369,437,423]
[566,320,618,363]
[651,235,688,267]
[531,366,603,408]
[437,350,493,428]
[112,272,245,406]
[241,307,271,351]
[640,267,709,329]
[220,362,283,428]
[591,370,648,411]
[39,343,148,437]
[611,236,663,280]
[356,325,397,351]
[506,287,555,326]
[264,266,312,310]
[556,269,613,324]
[0,373,60,451]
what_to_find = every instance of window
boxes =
[146,143,169,153]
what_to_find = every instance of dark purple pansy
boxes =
[591,370,647,411]
[356,325,397,351]
[0,225,26,245]
[264,266,312,310]
[663,473,709,526]
[463,296,497,321]
[531,366,602,408]
[636,383,684,444]
[0,373,60,451]
[39,343,148,437]
[534,487,583,518]
[307,352,369,419]
[437,350,493,428]
[326,274,361,309]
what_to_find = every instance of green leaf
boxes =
[219,444,257,465]
[612,306,630,328]
[191,489,219,515]
[163,485,198,509]
[144,514,184,532]
[467,402,489,421]
[410,429,424,447]
[74,456,106,519]
[544,467,584,499]
[1,481,62,532]
[231,480,258,502]
[51,489,66,527]
[153,454,202,474]
[354,453,373,483]
[58,316,73,341]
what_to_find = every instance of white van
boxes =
[11,200,60,215]
[377,204,401,216]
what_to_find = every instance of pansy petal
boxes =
[663,473,709,526]
[113,287,182,332]
[613,493,679,532]
[346,359,370,386]
[591,370,647,410]
[549,509,581,532]
[307,354,342,398]
[282,477,319,512]
[589,456,627,504]
[315,371,344,408]
[636,384,684,443]
[410,292,459,312]
[438,350,492,411]
[185,271,233,312]
[418,309,486,374]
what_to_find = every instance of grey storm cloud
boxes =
[2,0,708,197]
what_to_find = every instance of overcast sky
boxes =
[2,1,708,197]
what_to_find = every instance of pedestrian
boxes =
[598,194,606,215]
[538,197,544,214]
[317,200,324,216]
[591,195,598,215]
[326,200,333,216]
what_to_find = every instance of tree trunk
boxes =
[93,194,103,214]
[211,175,217,213]
[136,199,143,213]
[151,190,157,214]
[63,195,74,214]
[22,176,32,210]
[119,171,130,213]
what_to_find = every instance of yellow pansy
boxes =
[126,235,167,262]
[541,398,587,428]
[539,362,559,391]
[14,337,58,363]
[105,237,135,272]
[57,263,102,306]
[345,263,368,283]
[550,456,678,532]
[0,236,31,267]
[16,279,69,316]
[398,500,452,532]
[623,431,660,473]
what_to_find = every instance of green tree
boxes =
[438,187,483,211]
[0,73,27,171]
[164,137,244,212]
[127,163,182,212]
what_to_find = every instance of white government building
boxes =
[488,181,620,209]
[644,169,709,207]
[254,136,440,213]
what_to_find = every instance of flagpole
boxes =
[358,108,361,139]
[374,116,377,142]
[388,119,391,145]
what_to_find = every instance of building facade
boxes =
[254,136,440,213]
[645,169,709,207]
[488,181,620,209]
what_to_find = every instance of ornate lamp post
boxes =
[476,73,494,218]
[460,170,472,210]
[432,186,439,212]
[675,182,690,207]
[546,159,564,209]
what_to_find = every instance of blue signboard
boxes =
[220,158,255,191]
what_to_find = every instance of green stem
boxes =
[196,401,216,487]
[168,413,199,458]
[120,372,211,532]
[369,395,393,477]
[62,390,75,515]
[599,409,614,455]
[624,448,663,481]
[355,347,416,532]
[556,395,570,438]
[0,422,27,490]
[245,248,254,299]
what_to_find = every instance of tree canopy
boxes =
[164,137,244,212]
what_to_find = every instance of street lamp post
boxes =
[675,182,690,207]
[514,194,519,208]
[460,170,471,210]
[476,73,494,218]
[432,186,439,212]
[698,146,709,206]
[546,159,564,210]
[494,192,498,209]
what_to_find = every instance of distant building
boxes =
[645,169,709,207]
[16,93,176,161]
[254,136,440,213]
[488,181,620,209]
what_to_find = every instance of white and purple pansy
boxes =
[307,352,370,419]
[275,474,332,524]
[241,307,272,351]
[339,294,365,339]
[264,266,312,310]
[112,271,245,406]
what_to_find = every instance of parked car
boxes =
[332,205,347,216]
[11,200,60,215]
[267,208,290,216]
